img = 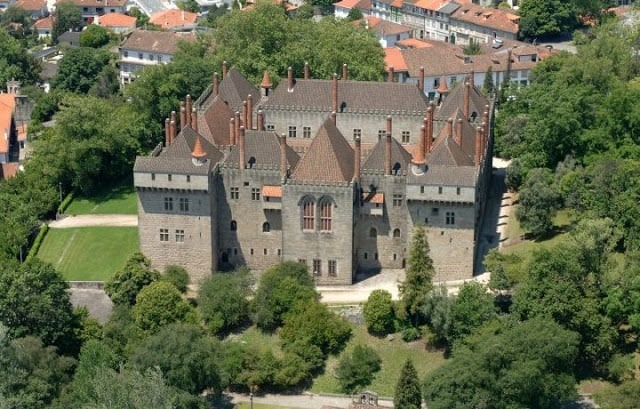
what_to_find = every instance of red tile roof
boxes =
[262,185,282,197]
[97,12,136,28]
[34,16,53,29]
[451,3,519,34]
[150,9,197,30]
[384,47,408,72]
[333,0,360,8]
[15,0,46,11]
[0,93,16,155]
[396,38,432,49]
[0,163,19,180]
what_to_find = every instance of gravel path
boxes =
[49,214,138,228]
[228,392,393,409]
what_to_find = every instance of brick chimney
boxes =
[247,94,253,130]
[463,81,470,120]
[257,109,264,131]
[456,118,463,145]
[446,118,453,139]
[469,70,475,88]
[287,66,293,91]
[475,126,483,166]
[279,132,287,180]
[213,72,219,96]
[385,131,392,176]
[331,111,337,126]
[239,126,246,169]
[191,108,198,132]
[418,66,424,92]
[304,62,310,80]
[427,103,434,153]
[386,115,392,136]
[222,61,228,79]
[164,118,170,146]
[185,94,192,127]
[229,118,235,145]
[354,135,361,183]
[332,73,338,114]
[180,102,186,130]
[235,111,241,143]
[388,66,394,82]
[170,114,177,144]
[260,71,272,97]
[412,125,426,166]
[423,116,430,156]
[342,63,349,80]
[242,100,248,130]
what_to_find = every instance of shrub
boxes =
[162,265,190,293]
[335,344,381,393]
[26,223,48,262]
[401,326,421,342]
[363,289,395,336]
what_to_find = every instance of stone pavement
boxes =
[49,214,138,228]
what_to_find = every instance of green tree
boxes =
[463,38,481,55]
[295,3,315,20]
[449,282,496,343]
[105,252,160,306]
[363,289,395,336]
[421,285,453,345]
[132,281,197,333]
[335,344,381,394]
[516,168,561,238]
[399,224,435,324]
[130,323,221,394]
[128,6,150,28]
[595,381,640,409]
[79,24,110,48]
[52,1,82,41]
[347,7,363,21]
[253,261,318,331]
[0,259,80,354]
[0,27,41,86]
[483,65,494,96]
[161,265,190,293]
[52,47,113,94]
[198,271,251,335]
[518,0,578,39]
[394,359,421,409]
[423,317,580,409]
[64,339,119,405]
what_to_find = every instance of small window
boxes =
[420,185,424,194]
[168,174,172,181]
[151,173,155,181]
[393,253,397,261]
[250,248,254,255]
[353,129,362,139]
[138,53,143,59]
[266,124,275,131]
[148,54,154,61]
[438,186,443,194]
[378,129,386,140]
[160,228,169,242]
[313,259,321,275]
[456,187,461,195]
[393,194,403,207]
[277,249,282,256]
[175,229,185,242]
[157,55,162,62]
[303,126,311,139]
[288,125,297,138]
[446,211,455,225]
[164,197,173,211]
[186,175,190,183]
[393,228,400,238]
[234,248,238,255]
[263,248,268,255]
[432,207,439,215]
[298,258,307,266]
[374,252,379,260]
[370,227,377,237]
[251,188,260,201]
[123,51,129,58]
[401,131,410,144]
[262,222,270,232]
[328,260,337,277]
[230,187,239,200]
[230,220,237,231]
[179,198,189,213]
[364,252,368,260]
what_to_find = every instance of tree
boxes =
[515,168,561,238]
[421,285,453,345]
[128,7,150,28]
[253,261,318,331]
[198,271,251,335]
[105,252,160,306]
[449,282,496,343]
[0,328,76,409]
[347,7,363,21]
[52,47,113,94]
[0,259,80,354]
[595,381,640,409]
[399,224,435,324]
[130,323,221,394]
[0,27,41,86]
[161,265,190,293]
[394,359,421,409]
[177,0,200,12]
[52,1,82,41]
[79,24,110,48]
[518,0,578,39]
[132,281,197,333]
[335,344,381,393]
[483,65,494,96]
[64,339,120,405]
[463,38,481,55]
[363,289,395,336]
[423,317,580,409]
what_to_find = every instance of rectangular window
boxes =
[230,187,239,200]
[303,200,315,230]
[157,55,162,62]
[138,53,143,59]
[298,258,307,266]
[175,229,185,242]
[420,185,425,194]
[446,211,455,225]
[263,248,268,255]
[303,126,311,139]
[123,51,128,58]
[438,186,443,194]
[151,173,155,180]
[164,197,173,211]
[179,198,189,212]
[160,228,169,242]
[353,129,362,139]
[378,129,386,140]
[251,188,260,201]
[328,260,337,277]
[186,175,190,183]
[168,174,172,181]
[313,259,321,275]
[148,54,154,61]
[456,187,461,195]
[393,194,403,207]
[401,131,410,144]
[432,207,439,215]
[250,248,254,255]
[288,125,297,138]
[277,249,282,256]
[266,124,275,131]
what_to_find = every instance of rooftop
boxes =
[97,12,136,27]
[120,30,195,55]
[149,9,197,30]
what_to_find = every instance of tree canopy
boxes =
[197,271,251,335]
[0,27,40,86]
[399,224,435,323]
[518,0,578,39]
[132,281,197,333]
[394,359,422,409]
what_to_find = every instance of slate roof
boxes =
[120,30,195,55]
[197,96,234,146]
[436,80,489,122]
[207,67,259,114]
[428,135,473,167]
[223,130,300,171]
[291,118,354,183]
[362,135,412,175]
[264,79,429,114]
[408,164,477,187]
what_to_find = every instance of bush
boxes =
[58,192,74,214]
[26,223,48,262]
[198,271,251,335]
[363,289,395,336]
[335,344,381,393]
[161,265,189,293]
[401,326,421,342]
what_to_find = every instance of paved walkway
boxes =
[49,214,138,228]
[227,392,393,409]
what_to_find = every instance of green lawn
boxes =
[503,209,574,261]
[36,227,139,281]
[310,325,445,397]
[66,183,137,215]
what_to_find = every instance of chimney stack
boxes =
[332,73,338,114]
[229,118,235,145]
[427,103,434,152]
[170,111,177,143]
[213,72,219,96]
[287,66,293,91]
[186,95,192,126]
[475,126,483,166]
[180,102,186,129]
[456,118,463,145]
[260,71,272,97]
[418,66,425,92]
[342,63,349,80]
[385,131,392,176]
[257,109,264,131]
[222,61,228,79]
[446,118,453,139]
[304,62,310,80]
[331,111,337,126]
[386,115,392,136]
[423,116,429,156]
[469,70,475,88]
[242,100,248,130]
[388,66,394,82]
[164,118,170,146]
[234,111,241,144]
[354,136,361,183]
[238,126,246,170]
[247,94,253,130]
[463,81,470,120]
[279,132,287,180]
[191,108,198,132]
[483,106,490,141]
[412,125,426,166]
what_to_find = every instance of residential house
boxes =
[0,81,29,179]
[57,0,126,25]
[449,2,519,45]
[0,0,16,12]
[96,12,136,34]
[119,30,195,86]
[34,15,53,39]
[15,0,48,19]
[149,9,197,32]
[334,0,372,19]
[361,16,412,47]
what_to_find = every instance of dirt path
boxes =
[49,214,138,228]
[227,392,393,409]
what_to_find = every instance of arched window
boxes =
[393,228,401,238]
[369,227,377,238]
[230,220,237,231]
[301,197,315,230]
[262,222,270,233]
[319,199,332,232]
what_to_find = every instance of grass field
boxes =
[66,183,137,215]
[36,227,139,281]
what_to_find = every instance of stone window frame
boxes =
[301,196,315,231]
[445,211,455,225]
[318,196,333,233]
[393,228,401,238]
[303,126,311,139]
[262,222,270,233]
[159,228,169,242]
[175,229,185,242]
[251,188,261,201]
[179,197,189,213]
[230,187,239,200]
[328,260,337,277]
[288,125,297,139]
[313,259,322,275]
[164,197,173,211]
[392,194,403,207]
[401,131,410,144]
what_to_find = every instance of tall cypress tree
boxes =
[399,224,435,323]
[394,359,422,409]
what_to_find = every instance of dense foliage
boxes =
[335,344,381,393]
[197,270,251,335]
[105,252,160,306]
[399,224,435,324]
[394,359,422,409]
[363,289,396,336]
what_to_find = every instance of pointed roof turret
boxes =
[261,71,273,89]
[191,135,206,159]
[437,75,449,94]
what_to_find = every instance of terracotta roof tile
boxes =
[260,71,272,88]
[396,38,432,49]
[16,0,46,11]
[0,93,16,155]
[384,47,408,72]
[262,185,282,197]
[97,13,136,28]
[333,0,360,8]
[362,192,384,203]
[191,135,206,158]
[165,126,223,162]
[120,30,195,55]
[34,16,53,29]
[291,118,354,183]
[451,3,519,34]
[150,9,197,30]
[61,0,126,7]
[224,130,299,170]
[0,163,19,180]
[366,17,412,36]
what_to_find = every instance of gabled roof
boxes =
[149,9,197,30]
[436,80,488,122]
[264,79,429,114]
[362,135,412,175]
[451,3,518,34]
[0,93,16,155]
[333,0,360,9]
[224,130,299,171]
[407,164,477,187]
[365,17,413,36]
[428,134,473,167]
[217,67,259,114]
[34,16,53,29]
[197,96,234,146]
[164,126,223,163]
[384,48,408,72]
[16,0,46,11]
[97,12,136,28]
[120,30,195,55]
[291,118,354,183]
